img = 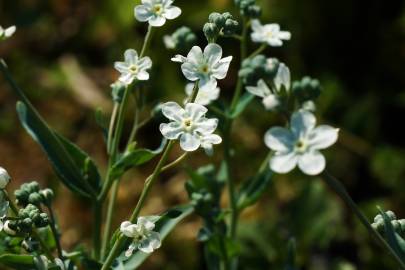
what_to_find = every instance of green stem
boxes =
[140,25,154,57]
[101,180,119,260]
[101,140,175,270]
[322,171,405,269]
[92,202,102,260]
[47,205,64,259]
[107,103,119,155]
[247,44,266,59]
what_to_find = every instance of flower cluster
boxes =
[172,43,233,87]
[265,110,339,175]
[0,25,16,41]
[292,76,322,103]
[135,0,181,27]
[163,26,197,51]
[14,181,54,207]
[203,12,239,42]
[4,204,49,235]
[251,20,291,47]
[120,217,161,257]
[160,102,222,153]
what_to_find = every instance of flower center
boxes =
[129,65,138,74]
[183,118,193,131]
[294,140,307,153]
[200,64,210,74]
[266,31,274,38]
[153,4,163,14]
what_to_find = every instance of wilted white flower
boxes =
[135,0,181,27]
[0,25,16,41]
[114,49,152,85]
[274,63,291,92]
[185,80,220,106]
[246,79,280,110]
[251,20,291,47]
[0,167,10,189]
[120,217,161,257]
[159,102,221,152]
[171,43,232,86]
[265,110,339,175]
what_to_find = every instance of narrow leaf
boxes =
[0,254,34,269]
[229,93,254,119]
[378,208,405,262]
[237,169,273,210]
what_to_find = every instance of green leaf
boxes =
[110,139,167,180]
[16,101,99,198]
[0,254,35,269]
[378,207,405,262]
[237,169,273,210]
[95,107,109,141]
[113,205,194,270]
[229,93,254,119]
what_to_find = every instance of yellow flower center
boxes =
[129,65,138,73]
[153,4,163,14]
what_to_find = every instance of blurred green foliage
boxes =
[1,0,405,269]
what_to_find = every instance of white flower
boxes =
[159,102,221,152]
[114,49,152,85]
[185,80,220,106]
[135,0,181,27]
[251,20,291,47]
[0,167,10,189]
[163,35,176,49]
[120,217,161,257]
[171,43,232,86]
[274,63,291,92]
[0,25,16,41]
[264,110,339,175]
[246,79,280,110]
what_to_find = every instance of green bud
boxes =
[165,26,197,51]
[292,76,322,103]
[203,22,220,42]
[40,188,54,205]
[244,4,261,18]
[21,217,33,230]
[399,219,405,234]
[239,55,279,86]
[386,210,397,221]
[28,192,43,205]
[223,19,239,36]
[27,181,40,193]
[111,81,126,103]
[208,12,224,26]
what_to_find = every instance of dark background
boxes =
[1,0,405,269]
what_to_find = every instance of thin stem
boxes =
[140,25,154,57]
[92,202,102,260]
[322,171,405,269]
[160,153,188,172]
[126,94,140,146]
[101,180,119,259]
[247,44,266,59]
[46,205,63,259]
[107,103,119,155]
[101,141,175,270]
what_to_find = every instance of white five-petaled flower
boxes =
[171,43,232,86]
[0,25,16,41]
[135,0,181,27]
[246,79,280,110]
[114,49,152,85]
[185,80,220,106]
[120,217,161,257]
[251,20,291,47]
[0,167,10,189]
[160,102,221,152]
[265,110,339,175]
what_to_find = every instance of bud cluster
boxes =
[164,26,197,51]
[5,204,49,235]
[372,210,405,237]
[14,181,54,207]
[234,0,261,18]
[203,12,239,42]
[239,55,279,86]
[292,76,322,103]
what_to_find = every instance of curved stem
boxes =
[47,205,63,259]
[247,44,266,59]
[322,171,405,269]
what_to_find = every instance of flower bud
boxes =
[3,220,17,235]
[0,167,11,189]
[292,76,322,103]
[111,81,126,103]
[208,12,224,26]
[203,23,219,42]
[40,188,54,205]
[28,192,43,205]
[223,19,239,36]
[386,210,397,221]
[164,26,197,51]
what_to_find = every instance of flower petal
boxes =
[137,217,155,231]
[120,221,136,237]
[149,16,166,27]
[137,71,150,80]
[195,118,218,134]
[135,5,153,22]
[171,54,187,63]
[4,26,16,37]
[185,103,208,120]
[278,31,291,40]
[114,61,129,73]
[298,150,326,175]
[274,63,291,92]
[138,56,152,69]
[180,133,200,151]
[187,46,203,65]
[124,49,138,65]
[164,6,181,19]
[264,127,295,152]
[212,56,232,80]
[161,102,184,122]
[204,43,223,66]
[181,62,199,81]
[246,79,271,98]
[125,243,137,257]
[159,122,183,139]
[290,110,316,138]
[270,152,298,174]
[307,125,339,150]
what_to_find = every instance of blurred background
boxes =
[1,0,405,269]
